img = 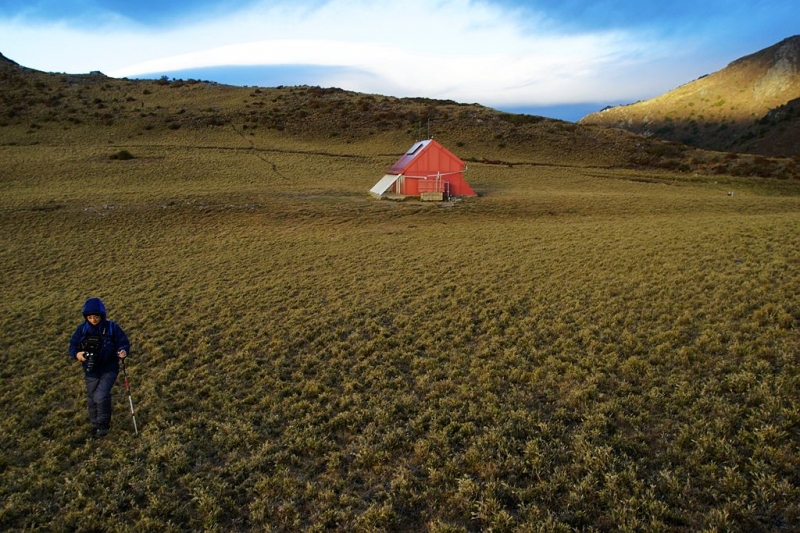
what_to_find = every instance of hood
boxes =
[82,297,107,318]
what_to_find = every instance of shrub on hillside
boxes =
[109,149,135,160]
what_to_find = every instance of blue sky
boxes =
[0,1,796,121]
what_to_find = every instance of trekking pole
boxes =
[120,358,139,436]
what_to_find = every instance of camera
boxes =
[82,335,102,373]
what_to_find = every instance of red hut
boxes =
[370,139,476,200]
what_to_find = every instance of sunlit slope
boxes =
[581,36,800,156]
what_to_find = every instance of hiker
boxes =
[69,297,130,438]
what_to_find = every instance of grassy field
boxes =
[1,77,799,531]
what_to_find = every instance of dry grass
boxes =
[1,69,799,532]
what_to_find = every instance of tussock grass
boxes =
[1,75,799,531]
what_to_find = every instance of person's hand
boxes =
[76,351,86,362]
[118,350,127,359]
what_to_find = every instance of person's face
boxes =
[86,314,102,326]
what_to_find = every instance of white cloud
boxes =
[0,0,710,107]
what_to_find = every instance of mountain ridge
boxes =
[581,35,800,157]
[1,48,798,179]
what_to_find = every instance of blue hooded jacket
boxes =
[69,298,130,375]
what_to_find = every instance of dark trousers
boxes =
[84,371,118,427]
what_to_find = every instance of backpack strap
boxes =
[81,321,114,339]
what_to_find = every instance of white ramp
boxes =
[370,174,401,198]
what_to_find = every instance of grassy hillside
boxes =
[581,36,800,157]
[2,52,798,180]
[1,62,799,531]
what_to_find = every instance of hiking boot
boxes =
[96,424,110,437]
